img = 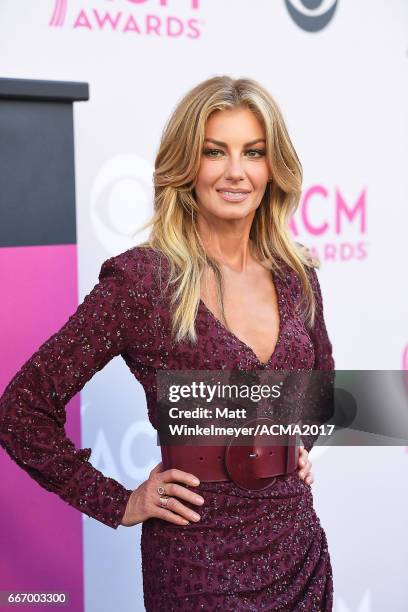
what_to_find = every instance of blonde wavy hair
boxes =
[135,75,319,344]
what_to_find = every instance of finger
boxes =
[298,460,312,479]
[164,482,204,506]
[298,446,309,467]
[149,462,163,476]
[305,474,314,485]
[153,506,191,526]
[160,468,200,486]
[163,496,201,522]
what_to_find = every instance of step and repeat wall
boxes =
[0,1,407,611]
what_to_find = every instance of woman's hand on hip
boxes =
[296,446,314,485]
[120,462,204,527]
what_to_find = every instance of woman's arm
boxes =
[0,255,138,529]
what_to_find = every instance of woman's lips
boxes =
[217,190,251,202]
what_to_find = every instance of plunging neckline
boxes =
[198,269,284,368]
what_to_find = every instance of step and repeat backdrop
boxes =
[0,1,407,611]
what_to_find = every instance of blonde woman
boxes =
[0,76,334,610]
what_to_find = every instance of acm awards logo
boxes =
[49,0,202,38]
[48,1,338,38]
[290,186,368,263]
[285,0,338,32]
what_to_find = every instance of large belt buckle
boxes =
[224,416,299,491]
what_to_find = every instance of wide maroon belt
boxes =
[161,418,300,491]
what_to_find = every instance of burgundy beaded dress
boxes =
[0,245,334,611]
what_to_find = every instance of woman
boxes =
[0,76,333,610]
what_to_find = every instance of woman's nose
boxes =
[224,156,246,180]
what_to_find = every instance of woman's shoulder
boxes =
[98,244,169,294]
[274,243,322,306]
[294,241,321,269]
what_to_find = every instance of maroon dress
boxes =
[0,245,334,611]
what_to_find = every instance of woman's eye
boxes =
[203,148,266,158]
[246,149,266,158]
[203,148,223,157]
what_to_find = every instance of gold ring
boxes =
[159,496,171,507]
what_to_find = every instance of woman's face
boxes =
[194,107,270,223]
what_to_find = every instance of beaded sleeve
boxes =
[301,266,335,453]
[0,256,135,529]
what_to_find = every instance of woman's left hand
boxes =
[296,446,314,485]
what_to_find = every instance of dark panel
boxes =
[0,77,89,102]
[0,95,84,246]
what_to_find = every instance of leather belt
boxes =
[160,417,301,491]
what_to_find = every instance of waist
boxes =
[161,427,300,492]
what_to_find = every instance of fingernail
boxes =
[300,460,305,466]
[192,513,200,521]
[191,478,200,485]
[195,497,204,504]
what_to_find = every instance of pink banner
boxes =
[0,244,84,611]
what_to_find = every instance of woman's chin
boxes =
[202,204,258,223]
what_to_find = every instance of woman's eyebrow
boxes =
[204,138,266,147]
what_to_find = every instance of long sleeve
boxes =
[0,256,135,529]
[301,266,335,453]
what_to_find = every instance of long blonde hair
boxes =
[135,75,318,344]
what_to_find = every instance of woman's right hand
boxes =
[120,462,204,527]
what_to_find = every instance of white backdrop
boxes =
[1,1,407,610]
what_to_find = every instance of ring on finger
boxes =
[159,495,172,508]
[157,485,166,496]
